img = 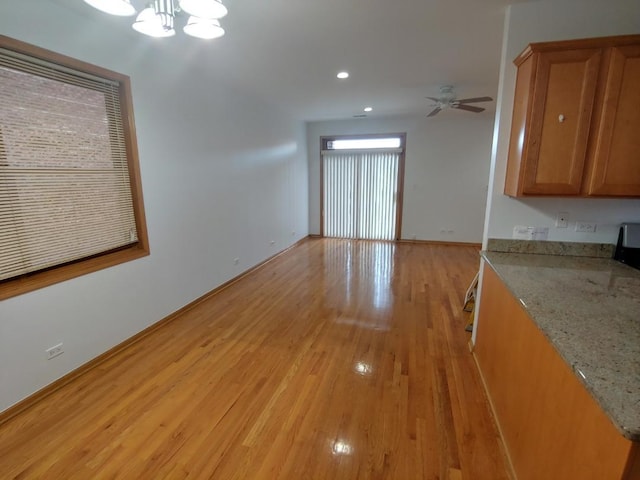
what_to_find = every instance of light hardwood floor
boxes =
[0,239,510,479]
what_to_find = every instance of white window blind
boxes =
[323,149,400,241]
[0,48,138,282]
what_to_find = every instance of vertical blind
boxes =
[0,48,137,281]
[323,149,400,241]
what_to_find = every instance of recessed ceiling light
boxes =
[337,71,349,79]
[364,107,373,112]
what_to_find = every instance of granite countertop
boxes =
[481,251,640,441]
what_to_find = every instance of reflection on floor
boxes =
[0,238,509,479]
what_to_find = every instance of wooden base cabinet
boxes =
[505,35,640,197]
[474,265,639,480]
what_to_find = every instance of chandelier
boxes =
[83,0,228,39]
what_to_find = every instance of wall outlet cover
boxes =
[513,226,549,241]
[46,343,64,360]
[575,222,597,233]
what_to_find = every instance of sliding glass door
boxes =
[322,147,401,241]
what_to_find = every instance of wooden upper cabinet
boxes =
[586,45,640,196]
[523,48,600,195]
[505,35,640,197]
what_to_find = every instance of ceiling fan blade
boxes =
[425,97,440,102]
[454,104,485,113]
[427,107,442,117]
[456,96,493,104]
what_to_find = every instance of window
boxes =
[321,134,405,241]
[0,36,149,300]
[326,137,402,150]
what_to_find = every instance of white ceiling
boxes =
[59,0,533,122]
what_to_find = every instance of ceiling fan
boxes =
[426,85,493,117]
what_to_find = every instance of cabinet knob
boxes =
[559,114,565,123]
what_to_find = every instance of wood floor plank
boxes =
[0,239,510,479]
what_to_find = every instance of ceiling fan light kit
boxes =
[426,85,493,117]
[83,0,137,16]
[83,0,228,39]
[179,0,227,19]
[183,17,225,39]
[132,6,176,37]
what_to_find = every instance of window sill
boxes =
[0,243,150,301]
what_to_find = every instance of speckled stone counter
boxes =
[481,251,640,441]
[486,238,615,258]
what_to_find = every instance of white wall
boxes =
[483,0,640,246]
[307,114,494,243]
[0,1,308,412]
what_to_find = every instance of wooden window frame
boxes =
[320,132,406,240]
[0,35,149,301]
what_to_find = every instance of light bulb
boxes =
[179,0,228,19]
[83,0,136,16]
[183,17,225,39]
[132,8,176,38]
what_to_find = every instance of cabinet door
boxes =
[521,49,601,195]
[474,265,635,480]
[586,45,640,196]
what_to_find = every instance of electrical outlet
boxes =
[46,343,64,360]
[233,258,239,265]
[513,226,549,240]
[575,222,597,233]
[555,212,569,228]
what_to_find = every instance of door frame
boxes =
[319,132,406,240]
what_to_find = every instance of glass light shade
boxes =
[83,0,136,16]
[183,17,225,39]
[179,0,228,19]
[132,8,176,38]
